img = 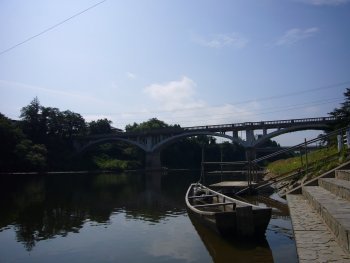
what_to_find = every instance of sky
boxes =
[0,0,350,145]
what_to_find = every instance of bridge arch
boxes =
[150,131,247,152]
[77,137,148,153]
[253,124,329,147]
[78,123,331,154]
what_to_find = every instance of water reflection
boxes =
[0,171,186,251]
[188,213,274,263]
[185,189,298,263]
[0,171,297,263]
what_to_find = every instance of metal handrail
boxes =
[235,125,349,195]
[252,126,347,164]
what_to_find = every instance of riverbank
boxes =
[265,146,349,197]
[286,170,350,262]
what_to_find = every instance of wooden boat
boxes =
[185,183,272,238]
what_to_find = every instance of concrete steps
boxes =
[336,170,350,181]
[319,178,350,202]
[287,168,350,262]
[302,186,350,252]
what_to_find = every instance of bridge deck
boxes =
[85,116,335,139]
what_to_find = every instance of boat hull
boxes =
[186,183,271,238]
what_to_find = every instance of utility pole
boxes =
[220,145,223,182]
[304,138,308,177]
[201,144,205,185]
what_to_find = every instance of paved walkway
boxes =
[287,194,350,263]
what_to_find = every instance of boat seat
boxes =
[193,202,236,209]
[188,194,218,199]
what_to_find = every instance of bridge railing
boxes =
[183,116,336,131]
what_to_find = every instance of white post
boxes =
[337,134,343,152]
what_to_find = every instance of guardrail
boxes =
[183,116,336,131]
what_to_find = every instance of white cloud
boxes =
[126,72,136,79]
[193,33,248,49]
[142,76,259,127]
[144,76,205,110]
[274,27,319,46]
[298,0,350,5]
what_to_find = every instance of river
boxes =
[0,171,297,263]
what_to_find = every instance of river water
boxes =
[0,171,297,263]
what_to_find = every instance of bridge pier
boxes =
[246,130,255,145]
[245,147,256,161]
[145,151,162,170]
[232,130,238,140]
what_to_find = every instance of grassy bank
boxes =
[266,145,347,178]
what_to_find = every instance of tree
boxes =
[20,97,43,142]
[88,119,113,135]
[17,98,90,170]
[20,98,87,140]
[329,88,350,128]
[0,112,47,171]
[61,110,86,138]
[41,107,64,137]
[125,118,180,132]
[0,113,24,170]
[15,140,47,170]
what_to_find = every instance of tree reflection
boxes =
[0,171,191,251]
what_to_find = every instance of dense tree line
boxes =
[0,112,47,171]
[8,92,350,173]
[0,98,131,172]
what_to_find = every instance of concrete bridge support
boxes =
[145,151,162,170]
[246,130,255,145]
[263,128,267,136]
[232,130,238,140]
[245,147,256,161]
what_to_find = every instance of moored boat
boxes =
[185,183,271,238]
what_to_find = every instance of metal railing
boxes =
[183,117,336,131]
[235,125,349,195]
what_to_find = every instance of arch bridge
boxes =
[75,117,336,168]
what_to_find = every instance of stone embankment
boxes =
[287,169,350,262]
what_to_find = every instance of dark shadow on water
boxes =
[187,212,274,263]
[0,171,194,251]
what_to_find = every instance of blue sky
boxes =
[0,0,350,145]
